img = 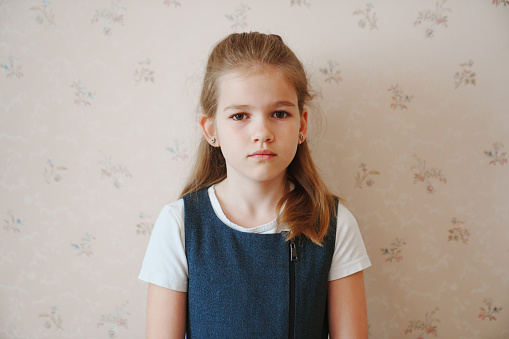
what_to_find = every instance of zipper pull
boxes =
[290,239,298,262]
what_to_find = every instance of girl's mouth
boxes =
[248,150,277,160]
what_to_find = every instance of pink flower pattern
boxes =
[381,237,406,263]
[163,0,181,7]
[97,302,130,338]
[447,218,469,244]
[354,163,380,188]
[412,156,447,194]
[91,2,126,36]
[484,143,508,166]
[3,211,23,233]
[71,233,96,256]
[453,60,476,89]
[320,60,343,84]
[226,3,250,30]
[167,141,189,161]
[134,59,155,85]
[291,0,312,8]
[136,213,154,236]
[99,155,133,188]
[1,56,24,79]
[405,307,440,337]
[30,0,55,25]
[479,298,503,321]
[43,159,67,184]
[414,0,451,38]
[39,306,63,330]
[492,0,509,6]
[353,3,378,30]
[71,81,94,106]
[389,84,413,110]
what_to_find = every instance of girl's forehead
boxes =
[220,64,289,84]
[218,68,297,105]
[218,66,296,96]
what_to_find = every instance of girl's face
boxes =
[201,65,307,187]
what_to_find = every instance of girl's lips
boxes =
[248,150,277,160]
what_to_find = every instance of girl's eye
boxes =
[273,111,288,119]
[231,113,247,121]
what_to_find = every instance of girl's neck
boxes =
[213,177,287,229]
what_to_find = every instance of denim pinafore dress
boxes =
[184,189,337,339]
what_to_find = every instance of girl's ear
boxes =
[299,108,308,140]
[199,114,219,147]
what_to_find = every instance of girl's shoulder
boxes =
[336,202,358,226]
[139,199,189,292]
[153,199,185,233]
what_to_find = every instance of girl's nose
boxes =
[252,118,274,143]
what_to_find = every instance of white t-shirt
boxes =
[139,186,371,292]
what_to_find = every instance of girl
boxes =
[139,32,371,338]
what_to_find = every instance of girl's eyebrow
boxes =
[223,101,297,111]
[273,101,297,108]
[223,104,253,112]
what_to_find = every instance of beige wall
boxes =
[1,0,508,338]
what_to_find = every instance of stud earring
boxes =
[211,137,216,145]
[299,134,304,143]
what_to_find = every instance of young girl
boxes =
[139,32,371,338]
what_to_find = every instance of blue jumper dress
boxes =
[184,188,337,339]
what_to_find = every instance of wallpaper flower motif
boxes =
[414,0,451,38]
[71,81,94,106]
[136,213,154,236]
[99,155,132,189]
[91,1,126,36]
[1,56,23,79]
[39,306,63,330]
[453,60,476,89]
[484,142,507,166]
[479,298,503,321]
[3,211,23,233]
[291,0,311,8]
[492,0,509,6]
[71,233,96,256]
[381,237,406,263]
[134,59,155,85]
[43,159,67,184]
[412,156,447,194]
[30,0,55,26]
[353,3,378,30]
[404,307,440,337]
[354,163,380,188]
[447,217,469,244]
[226,3,250,30]
[166,141,189,161]
[388,84,413,110]
[319,61,342,84]
[163,0,181,7]
[97,302,130,338]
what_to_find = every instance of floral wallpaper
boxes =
[1,1,508,338]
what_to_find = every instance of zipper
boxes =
[289,239,298,339]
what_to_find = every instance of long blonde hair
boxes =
[181,32,337,244]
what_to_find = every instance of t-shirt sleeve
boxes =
[328,203,371,281]
[138,200,189,292]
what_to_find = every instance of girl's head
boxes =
[182,32,315,194]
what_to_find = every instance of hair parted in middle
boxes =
[181,32,338,244]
